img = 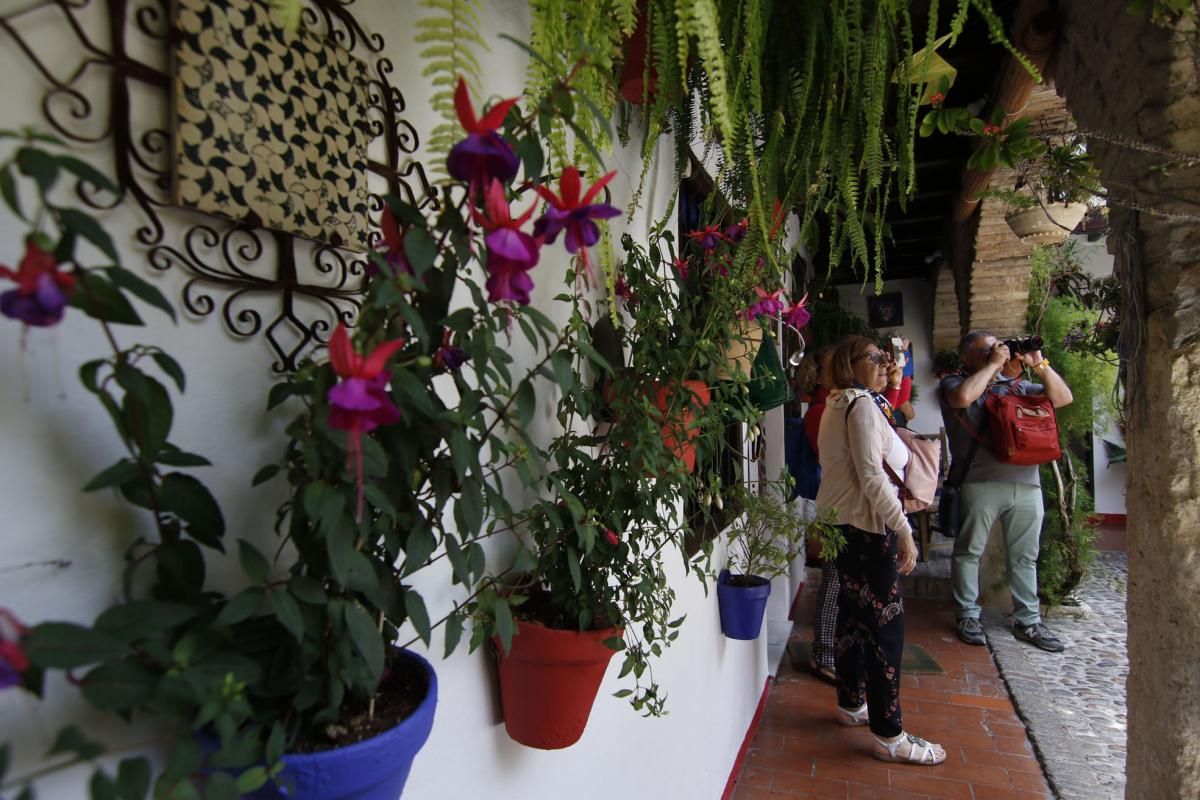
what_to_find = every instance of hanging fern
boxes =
[416,0,489,178]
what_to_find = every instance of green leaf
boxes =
[71,270,143,326]
[443,612,464,658]
[448,427,473,482]
[516,381,535,427]
[154,449,211,468]
[567,546,582,593]
[403,227,438,276]
[251,464,280,486]
[16,146,59,192]
[326,524,376,593]
[58,207,119,262]
[47,724,105,760]
[343,603,385,681]
[270,590,306,643]
[115,757,151,800]
[493,597,514,655]
[155,540,205,600]
[94,767,121,798]
[287,575,326,604]
[80,658,157,711]
[237,539,271,584]
[212,588,265,627]
[402,522,437,577]
[82,458,143,491]
[234,767,269,795]
[161,472,225,549]
[0,165,22,220]
[455,475,483,534]
[116,364,171,455]
[157,738,203,792]
[94,601,198,642]
[203,773,240,800]
[149,351,185,391]
[403,591,432,647]
[514,135,544,182]
[303,481,345,537]
[25,623,127,668]
[550,350,575,391]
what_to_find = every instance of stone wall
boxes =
[1054,4,1200,798]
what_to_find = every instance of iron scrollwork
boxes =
[0,0,438,371]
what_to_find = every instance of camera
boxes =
[1000,335,1044,355]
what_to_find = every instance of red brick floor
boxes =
[728,597,1053,800]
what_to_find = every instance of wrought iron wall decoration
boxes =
[0,0,438,371]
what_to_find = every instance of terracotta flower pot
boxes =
[654,379,712,473]
[1004,202,1089,245]
[494,620,622,750]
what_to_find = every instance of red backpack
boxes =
[984,390,1062,465]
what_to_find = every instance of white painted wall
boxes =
[829,277,944,437]
[0,2,769,798]
[1070,234,1127,516]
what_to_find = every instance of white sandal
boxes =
[836,703,869,726]
[873,732,947,765]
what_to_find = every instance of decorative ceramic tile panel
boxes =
[172,0,371,251]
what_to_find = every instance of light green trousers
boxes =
[951,481,1044,627]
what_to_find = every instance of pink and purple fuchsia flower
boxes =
[0,239,76,328]
[743,287,785,321]
[433,329,468,373]
[784,293,811,329]
[685,224,727,254]
[533,166,620,288]
[473,180,541,305]
[0,608,30,690]
[448,77,521,192]
[327,323,406,521]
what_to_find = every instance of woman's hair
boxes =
[830,335,878,389]
[795,345,834,394]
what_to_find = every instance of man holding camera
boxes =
[939,331,1074,652]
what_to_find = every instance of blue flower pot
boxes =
[257,649,438,799]
[717,569,772,640]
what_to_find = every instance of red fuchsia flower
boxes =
[327,323,406,521]
[724,218,749,243]
[367,205,413,279]
[929,92,946,108]
[614,275,632,304]
[0,238,76,328]
[447,77,521,191]
[533,166,620,288]
[0,609,29,690]
[742,287,785,321]
[473,179,540,305]
[433,329,468,373]
[685,224,727,254]
[783,293,811,329]
[604,528,619,546]
[671,256,690,282]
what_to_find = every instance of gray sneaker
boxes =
[957,617,986,646]
[1012,622,1066,652]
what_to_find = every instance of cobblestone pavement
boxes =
[982,552,1129,800]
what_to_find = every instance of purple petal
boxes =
[564,218,601,253]
[35,274,68,314]
[0,287,63,327]
[485,228,539,266]
[486,256,534,305]
[584,203,621,221]
[329,376,384,413]
[533,208,569,245]
[447,133,519,185]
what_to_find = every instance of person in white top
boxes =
[815,336,946,766]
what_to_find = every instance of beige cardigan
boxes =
[814,388,912,537]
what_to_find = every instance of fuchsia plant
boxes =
[0,238,75,330]
[0,609,29,691]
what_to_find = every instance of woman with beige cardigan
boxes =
[815,335,946,766]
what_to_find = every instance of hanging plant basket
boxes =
[254,649,438,800]
[716,569,772,640]
[494,620,622,750]
[717,319,765,380]
[1004,203,1089,245]
[747,333,792,412]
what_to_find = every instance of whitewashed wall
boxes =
[829,277,944,436]
[0,2,771,798]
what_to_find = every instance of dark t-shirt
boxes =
[938,372,1045,486]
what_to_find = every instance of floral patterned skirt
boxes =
[834,524,905,738]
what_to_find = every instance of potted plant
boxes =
[1004,140,1100,243]
[715,482,841,640]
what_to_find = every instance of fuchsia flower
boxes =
[0,239,76,328]
[473,180,540,305]
[784,293,811,329]
[614,276,632,304]
[327,323,406,521]
[671,256,690,282]
[685,224,727,253]
[448,78,521,191]
[742,287,785,321]
[367,206,413,279]
[604,528,620,546]
[0,609,29,690]
[433,329,468,373]
[724,218,749,243]
[533,166,620,288]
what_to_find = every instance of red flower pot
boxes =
[654,379,711,473]
[495,620,621,749]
